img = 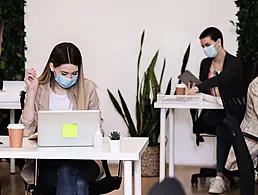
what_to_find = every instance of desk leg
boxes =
[10,109,15,174]
[124,160,132,195]
[35,159,39,193]
[169,109,174,177]
[134,160,141,195]
[159,108,166,182]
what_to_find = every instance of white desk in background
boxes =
[0,136,149,195]
[0,92,22,174]
[154,94,223,182]
[1,81,25,174]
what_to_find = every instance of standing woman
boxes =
[20,42,103,195]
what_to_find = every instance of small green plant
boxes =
[109,131,121,140]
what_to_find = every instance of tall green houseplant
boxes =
[235,0,258,87]
[0,1,26,83]
[108,31,171,147]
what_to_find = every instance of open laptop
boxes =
[37,110,101,147]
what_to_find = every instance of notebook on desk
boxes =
[37,110,101,147]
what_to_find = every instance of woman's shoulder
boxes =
[84,78,98,91]
[248,77,258,94]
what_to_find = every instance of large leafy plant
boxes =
[230,1,258,87]
[108,31,173,147]
[0,1,26,135]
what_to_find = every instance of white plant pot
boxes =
[109,140,120,152]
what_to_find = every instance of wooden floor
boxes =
[0,162,240,195]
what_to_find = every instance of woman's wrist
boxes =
[26,89,37,101]
[27,88,37,95]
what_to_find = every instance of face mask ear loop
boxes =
[67,47,71,64]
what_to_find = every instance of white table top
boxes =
[154,100,223,109]
[155,93,223,109]
[0,136,149,161]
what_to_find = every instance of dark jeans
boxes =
[194,109,231,173]
[39,160,100,195]
[216,123,233,173]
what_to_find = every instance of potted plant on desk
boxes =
[109,131,121,153]
[107,31,190,176]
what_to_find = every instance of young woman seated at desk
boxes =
[202,65,258,194]
[187,27,246,194]
[20,42,103,195]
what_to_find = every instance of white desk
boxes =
[154,96,223,182]
[0,136,149,195]
[0,92,21,173]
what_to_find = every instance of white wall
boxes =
[25,0,238,165]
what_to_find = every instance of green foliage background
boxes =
[0,0,26,134]
[235,0,258,86]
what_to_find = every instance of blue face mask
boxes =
[55,74,78,89]
[203,44,218,58]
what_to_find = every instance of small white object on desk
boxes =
[94,124,102,151]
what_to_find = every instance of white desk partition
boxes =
[2,81,25,93]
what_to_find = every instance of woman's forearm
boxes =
[23,89,37,122]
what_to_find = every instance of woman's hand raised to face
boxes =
[24,68,38,91]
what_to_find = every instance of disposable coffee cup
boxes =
[176,84,186,95]
[7,124,24,148]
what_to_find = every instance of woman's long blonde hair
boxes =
[38,42,86,110]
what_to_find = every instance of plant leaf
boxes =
[165,78,172,118]
[141,72,150,114]
[165,77,172,95]
[138,75,145,131]
[107,89,129,128]
[136,30,145,134]
[159,58,166,87]
[137,30,145,98]
[118,90,138,137]
[148,50,160,103]
[174,43,191,94]
[149,50,159,71]
[180,43,191,75]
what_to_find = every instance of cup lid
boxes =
[7,124,24,129]
[176,83,186,88]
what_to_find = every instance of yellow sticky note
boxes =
[62,124,78,138]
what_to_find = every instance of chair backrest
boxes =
[219,90,246,124]
[223,115,255,195]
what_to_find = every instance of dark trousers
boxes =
[193,109,226,135]
[194,109,231,173]
[216,124,233,173]
[39,159,100,195]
